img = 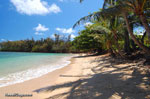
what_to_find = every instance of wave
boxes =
[0,56,73,88]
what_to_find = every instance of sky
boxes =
[0,0,104,42]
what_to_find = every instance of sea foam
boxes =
[0,55,72,88]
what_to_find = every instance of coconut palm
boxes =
[89,16,125,57]
[75,0,150,53]
[121,0,150,42]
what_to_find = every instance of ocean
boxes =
[0,52,73,87]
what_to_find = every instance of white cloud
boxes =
[84,22,92,26]
[35,32,44,35]
[71,34,76,39]
[10,0,61,15]
[1,39,6,41]
[34,24,49,32]
[51,34,55,38]
[34,24,48,35]
[56,28,75,34]
[49,4,61,14]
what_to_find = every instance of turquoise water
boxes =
[0,52,73,87]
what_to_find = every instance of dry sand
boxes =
[0,54,150,99]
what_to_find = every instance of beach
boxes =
[1,0,150,99]
[0,54,149,99]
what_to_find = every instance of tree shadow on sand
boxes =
[33,55,150,99]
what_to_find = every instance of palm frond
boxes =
[73,13,95,28]
[73,5,125,28]
[80,0,84,3]
[91,25,111,34]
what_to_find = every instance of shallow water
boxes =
[0,52,73,87]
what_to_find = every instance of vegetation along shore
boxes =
[0,0,150,99]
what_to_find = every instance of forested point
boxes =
[0,34,73,53]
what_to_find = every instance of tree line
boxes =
[0,32,103,53]
[0,34,74,53]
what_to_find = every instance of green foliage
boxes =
[72,28,102,53]
[0,36,72,53]
[73,0,150,55]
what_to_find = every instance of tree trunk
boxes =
[124,29,131,53]
[112,31,125,58]
[131,39,137,50]
[139,14,150,42]
[109,47,116,57]
[141,31,146,44]
[123,13,150,53]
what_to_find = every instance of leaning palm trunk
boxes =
[112,31,125,58]
[115,39,125,58]
[141,31,146,44]
[123,13,150,53]
[106,40,115,56]
[139,14,150,43]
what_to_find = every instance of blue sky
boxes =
[0,0,104,42]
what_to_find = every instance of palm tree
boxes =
[74,0,150,53]
[121,0,150,42]
[122,12,149,53]
[84,21,116,55]
[90,16,125,57]
[104,0,150,52]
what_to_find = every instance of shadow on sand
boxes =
[33,55,150,99]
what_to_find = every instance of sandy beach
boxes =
[0,54,150,99]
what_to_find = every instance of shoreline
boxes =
[0,53,74,88]
[0,54,149,99]
[0,55,78,98]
